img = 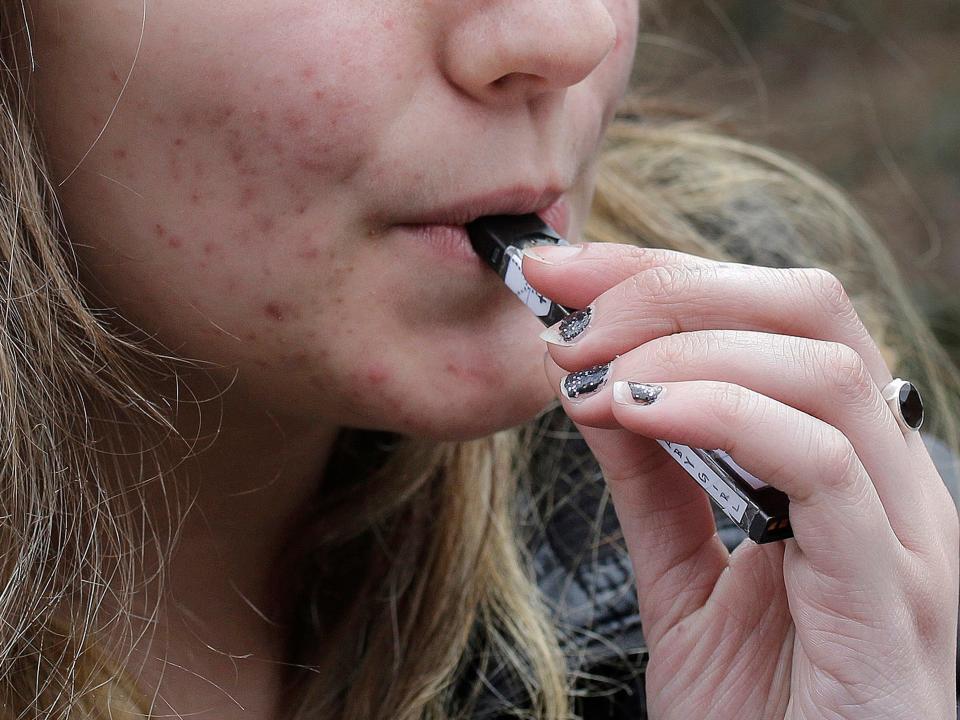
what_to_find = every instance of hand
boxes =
[521,242,959,719]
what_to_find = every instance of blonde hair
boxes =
[1,9,958,720]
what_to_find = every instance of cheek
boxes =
[146,74,377,269]
[18,17,416,432]
[44,12,404,361]
[200,66,379,197]
[146,29,388,233]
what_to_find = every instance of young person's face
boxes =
[24,1,639,439]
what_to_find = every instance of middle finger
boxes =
[544,329,933,551]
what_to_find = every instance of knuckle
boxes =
[651,331,714,374]
[815,341,875,406]
[808,426,863,494]
[607,244,709,278]
[805,268,856,319]
[709,382,759,428]
[608,244,670,275]
[931,532,960,599]
[629,264,697,302]
[906,560,957,652]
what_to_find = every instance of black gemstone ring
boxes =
[881,378,924,434]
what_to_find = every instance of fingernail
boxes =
[522,244,584,265]
[560,362,610,401]
[539,305,593,345]
[613,381,663,406]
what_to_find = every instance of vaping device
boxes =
[465,213,793,544]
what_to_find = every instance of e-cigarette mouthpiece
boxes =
[465,213,576,327]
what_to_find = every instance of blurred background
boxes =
[631,0,960,362]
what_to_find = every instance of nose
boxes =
[440,0,619,106]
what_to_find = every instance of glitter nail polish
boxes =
[558,305,592,342]
[560,362,610,400]
[614,381,663,405]
[539,305,594,345]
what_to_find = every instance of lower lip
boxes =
[394,196,571,263]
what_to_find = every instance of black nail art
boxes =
[563,362,610,399]
[557,306,592,342]
[627,382,663,405]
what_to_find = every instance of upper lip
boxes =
[397,184,565,226]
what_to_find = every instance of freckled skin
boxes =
[19,0,639,440]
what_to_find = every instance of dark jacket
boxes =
[472,410,960,719]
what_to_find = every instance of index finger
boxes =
[520,241,730,309]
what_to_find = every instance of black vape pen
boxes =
[465,213,793,544]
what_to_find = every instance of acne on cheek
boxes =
[129,53,378,344]
[216,74,369,183]
[262,301,305,323]
[153,223,184,249]
[161,77,366,254]
[443,361,500,386]
[365,364,390,385]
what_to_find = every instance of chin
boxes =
[384,377,557,442]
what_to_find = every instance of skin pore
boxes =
[19,1,640,717]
